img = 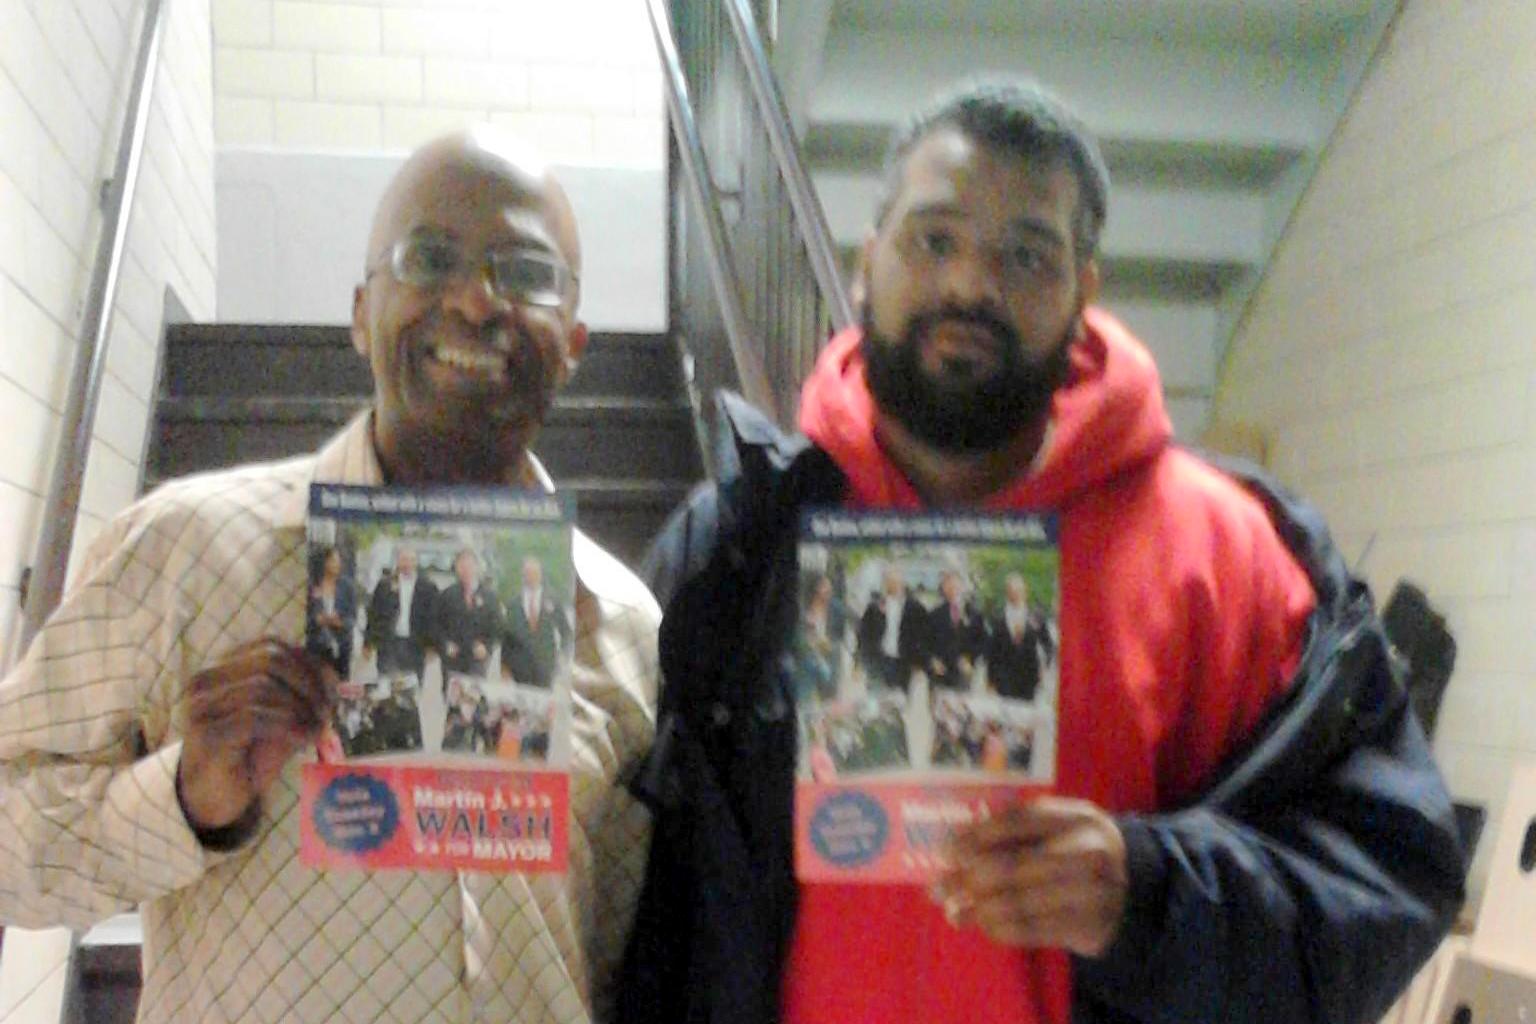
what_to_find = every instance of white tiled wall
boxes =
[211,0,665,165]
[0,0,216,660]
[1217,0,1536,903]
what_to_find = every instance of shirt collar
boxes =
[274,410,558,528]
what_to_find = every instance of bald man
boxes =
[0,129,661,1024]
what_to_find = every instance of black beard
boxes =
[861,304,1075,454]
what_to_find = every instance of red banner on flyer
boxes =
[300,763,570,873]
[795,780,1045,884]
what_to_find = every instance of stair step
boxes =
[570,479,691,566]
[140,471,692,499]
[70,944,140,1024]
[561,477,695,508]
[136,469,688,563]
[149,398,701,486]
[148,325,701,568]
[160,325,680,402]
[153,394,690,422]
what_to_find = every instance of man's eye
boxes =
[487,251,567,304]
[1007,245,1045,272]
[400,240,460,280]
[917,229,954,257]
[494,254,557,292]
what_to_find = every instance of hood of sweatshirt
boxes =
[796,306,1173,510]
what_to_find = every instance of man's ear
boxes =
[562,320,590,380]
[1076,258,1101,311]
[350,285,370,358]
[851,232,877,315]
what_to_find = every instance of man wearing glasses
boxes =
[0,129,660,1024]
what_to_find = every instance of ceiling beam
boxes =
[809,29,1334,152]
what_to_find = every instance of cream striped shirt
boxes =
[0,412,659,1023]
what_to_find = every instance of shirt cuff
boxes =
[99,743,231,893]
[176,761,265,852]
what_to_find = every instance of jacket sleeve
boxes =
[0,515,218,929]
[1074,479,1466,1024]
[621,482,724,1024]
[1078,704,1463,1024]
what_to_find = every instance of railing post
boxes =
[648,0,855,445]
[718,0,854,331]
[646,0,776,418]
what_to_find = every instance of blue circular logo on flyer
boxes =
[809,790,889,868]
[312,773,399,854]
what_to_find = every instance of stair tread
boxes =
[558,478,695,505]
[140,473,694,497]
[165,324,668,348]
[150,326,698,570]
[156,395,692,421]
[159,327,680,404]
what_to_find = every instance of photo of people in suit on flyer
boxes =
[792,509,1059,785]
[303,485,576,769]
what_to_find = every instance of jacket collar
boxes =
[714,391,818,477]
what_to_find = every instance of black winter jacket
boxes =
[619,393,1465,1024]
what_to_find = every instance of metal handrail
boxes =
[644,0,775,417]
[14,0,169,659]
[2,0,169,1017]
[717,0,854,330]
[646,0,855,440]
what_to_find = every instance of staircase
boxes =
[146,324,701,568]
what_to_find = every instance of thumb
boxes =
[247,729,309,794]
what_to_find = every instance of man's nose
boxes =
[440,267,510,324]
[938,246,1006,310]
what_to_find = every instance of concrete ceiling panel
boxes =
[830,0,1381,48]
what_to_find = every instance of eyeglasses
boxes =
[368,234,577,308]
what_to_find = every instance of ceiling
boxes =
[763,0,1401,436]
[830,0,1382,48]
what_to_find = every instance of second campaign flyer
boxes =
[299,483,575,874]
[793,509,1060,884]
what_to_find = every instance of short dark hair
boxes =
[877,78,1110,261]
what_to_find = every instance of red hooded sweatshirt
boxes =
[783,309,1315,1024]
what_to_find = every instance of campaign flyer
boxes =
[299,483,576,874]
[792,509,1060,884]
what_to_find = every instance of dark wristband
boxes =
[175,764,263,852]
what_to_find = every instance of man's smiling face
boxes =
[352,136,586,482]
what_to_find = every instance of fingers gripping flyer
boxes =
[300,483,575,874]
[794,509,1060,883]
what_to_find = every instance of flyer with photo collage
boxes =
[792,509,1060,884]
[299,483,576,874]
